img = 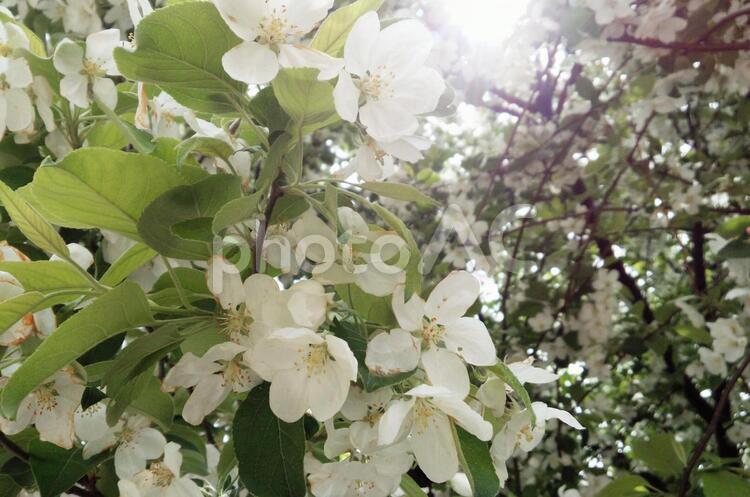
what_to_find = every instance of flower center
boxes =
[0,44,12,57]
[82,59,106,78]
[357,67,395,101]
[305,343,329,376]
[413,399,437,433]
[148,461,175,487]
[421,317,445,346]
[219,304,254,342]
[222,358,251,387]
[35,385,59,412]
[257,6,299,46]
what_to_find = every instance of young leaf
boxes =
[311,0,384,56]
[0,261,91,294]
[99,243,158,287]
[212,191,263,234]
[29,148,187,239]
[103,321,213,398]
[0,292,53,336]
[138,174,243,259]
[28,441,102,497]
[0,282,154,419]
[400,474,429,497]
[113,2,247,113]
[701,471,750,497]
[175,136,236,170]
[360,182,439,207]
[272,69,340,135]
[233,383,306,497]
[488,362,535,424]
[453,426,500,497]
[0,180,69,258]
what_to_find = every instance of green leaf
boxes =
[129,374,175,430]
[488,362,535,424]
[360,181,439,206]
[0,13,46,56]
[233,383,306,497]
[332,319,414,391]
[175,136,236,169]
[594,475,650,497]
[629,433,685,477]
[0,474,21,497]
[272,69,340,135]
[85,119,129,149]
[138,174,243,259]
[702,471,750,497]
[29,441,100,497]
[0,282,154,418]
[103,321,213,398]
[28,148,187,239]
[0,180,69,258]
[113,2,247,113]
[216,439,237,487]
[453,426,500,497]
[311,0,383,56]
[212,191,262,234]
[0,292,78,336]
[0,261,91,294]
[717,234,750,260]
[335,283,395,327]
[99,243,158,287]
[717,216,750,238]
[400,474,429,497]
[248,87,289,132]
[269,194,310,225]
[97,101,156,154]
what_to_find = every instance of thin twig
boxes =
[677,349,750,497]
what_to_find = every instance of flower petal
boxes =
[222,41,279,85]
[425,271,480,323]
[333,70,360,122]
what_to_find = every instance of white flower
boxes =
[331,12,445,142]
[478,360,558,417]
[308,449,411,497]
[366,271,496,377]
[53,29,121,109]
[633,3,687,43]
[31,76,56,131]
[338,136,430,182]
[0,368,85,449]
[62,0,103,36]
[708,318,747,363]
[162,342,261,425]
[490,402,583,485]
[50,243,95,269]
[378,348,493,483]
[0,271,55,346]
[127,442,203,497]
[214,0,342,85]
[529,307,554,332]
[698,347,728,376]
[584,0,632,25]
[189,118,253,180]
[207,256,329,348]
[0,23,34,138]
[251,328,357,422]
[673,297,705,328]
[75,405,166,479]
[273,206,406,296]
[146,92,195,139]
[339,386,392,452]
